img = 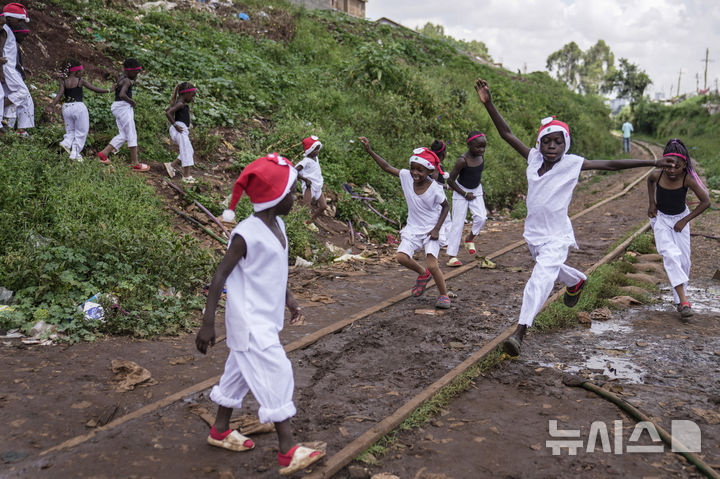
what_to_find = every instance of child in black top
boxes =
[164,81,197,183]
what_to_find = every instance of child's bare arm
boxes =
[647,170,659,218]
[582,157,673,171]
[117,78,136,107]
[359,137,400,177]
[474,78,530,159]
[429,199,450,240]
[196,235,247,354]
[81,79,110,94]
[673,176,711,232]
[165,100,184,130]
[295,165,311,185]
[446,157,473,198]
[46,79,65,110]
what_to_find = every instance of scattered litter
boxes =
[310,294,335,304]
[325,241,346,257]
[478,256,496,269]
[0,286,13,304]
[636,341,648,347]
[448,341,466,350]
[577,311,592,325]
[447,291,458,299]
[385,234,399,245]
[139,1,177,10]
[111,360,157,392]
[294,256,314,268]
[370,474,399,479]
[85,404,119,428]
[691,407,720,425]
[235,12,249,20]
[29,320,55,337]
[169,355,194,365]
[333,253,365,263]
[0,328,23,339]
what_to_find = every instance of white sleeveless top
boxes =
[225,215,288,351]
[523,148,585,248]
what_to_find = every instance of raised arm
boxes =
[81,78,110,94]
[582,157,673,171]
[474,78,530,159]
[646,169,660,218]
[359,136,400,177]
[196,235,247,354]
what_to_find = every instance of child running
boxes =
[359,136,452,309]
[474,78,674,356]
[296,135,328,221]
[0,3,34,137]
[647,139,710,320]
[199,153,325,475]
[164,81,197,183]
[97,58,149,171]
[45,59,111,161]
[445,131,488,267]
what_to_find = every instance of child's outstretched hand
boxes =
[195,324,216,354]
[358,136,371,151]
[656,157,677,169]
[474,78,491,104]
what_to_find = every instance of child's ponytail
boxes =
[664,138,708,192]
[60,58,80,78]
[170,81,195,107]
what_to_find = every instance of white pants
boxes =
[446,184,487,257]
[398,232,440,259]
[651,209,691,303]
[518,242,587,326]
[61,102,89,159]
[210,335,297,424]
[3,82,34,129]
[169,122,194,167]
[109,101,137,150]
[301,181,323,201]
[3,103,15,127]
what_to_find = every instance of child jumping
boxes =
[359,137,452,309]
[445,131,488,267]
[0,3,34,136]
[97,58,149,171]
[164,81,196,183]
[199,153,325,475]
[45,59,111,161]
[647,139,710,320]
[474,78,674,356]
[296,135,328,221]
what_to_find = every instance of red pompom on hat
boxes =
[536,116,571,154]
[221,153,298,222]
[1,3,29,22]
[409,147,449,179]
[302,135,322,156]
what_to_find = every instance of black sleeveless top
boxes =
[174,104,190,127]
[64,85,83,103]
[656,171,688,215]
[457,160,484,190]
[115,81,133,102]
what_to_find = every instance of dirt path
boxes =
[5,145,712,478]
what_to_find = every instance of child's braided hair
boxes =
[663,138,707,192]
[170,81,195,107]
[60,58,81,78]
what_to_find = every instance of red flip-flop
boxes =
[131,163,150,172]
[97,152,111,165]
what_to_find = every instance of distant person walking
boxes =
[621,120,634,153]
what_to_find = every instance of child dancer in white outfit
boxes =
[446,131,489,266]
[46,59,110,161]
[474,78,674,356]
[647,139,709,320]
[0,3,34,136]
[296,135,328,221]
[360,137,452,309]
[199,153,325,475]
[164,81,196,183]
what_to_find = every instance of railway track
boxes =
[23,141,662,477]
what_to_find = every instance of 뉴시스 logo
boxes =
[546,420,701,455]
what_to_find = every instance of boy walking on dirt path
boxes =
[200,153,324,475]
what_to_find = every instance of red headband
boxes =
[124,66,142,71]
[434,141,446,153]
[179,88,196,94]
[467,133,485,143]
[12,29,29,33]
[68,65,83,72]
[664,152,687,160]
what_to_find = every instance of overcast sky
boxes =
[366,0,719,99]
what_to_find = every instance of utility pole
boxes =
[677,69,682,97]
[716,78,719,94]
[696,72,700,92]
[700,48,713,90]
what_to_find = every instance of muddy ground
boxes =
[2,143,719,478]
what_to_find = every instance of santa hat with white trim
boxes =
[302,135,322,156]
[221,153,298,222]
[536,116,571,154]
[409,147,449,179]
[1,3,30,22]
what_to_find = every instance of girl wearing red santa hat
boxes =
[474,78,675,356]
[359,136,452,309]
[0,3,34,136]
[445,131,489,267]
[296,135,329,222]
[198,153,325,475]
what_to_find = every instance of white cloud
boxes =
[366,0,719,98]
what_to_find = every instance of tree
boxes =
[580,40,615,95]
[603,58,652,111]
[416,22,492,61]
[546,41,583,91]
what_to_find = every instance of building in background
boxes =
[288,0,366,18]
